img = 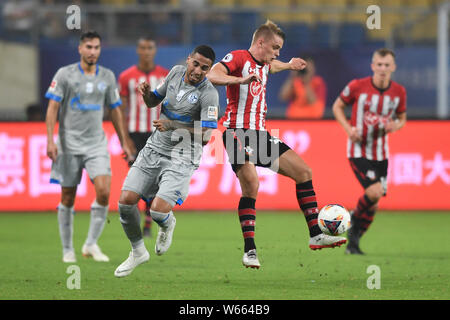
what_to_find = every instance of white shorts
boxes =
[50,153,111,187]
[121,148,195,207]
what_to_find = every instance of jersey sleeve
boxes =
[339,79,359,106]
[199,87,220,129]
[118,71,128,98]
[105,71,122,109]
[396,85,407,114]
[219,51,241,75]
[45,68,66,102]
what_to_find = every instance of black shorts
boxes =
[349,157,388,195]
[222,128,291,173]
[129,132,152,167]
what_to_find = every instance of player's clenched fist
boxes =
[138,82,151,97]
[289,58,307,71]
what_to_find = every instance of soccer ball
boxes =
[318,204,351,236]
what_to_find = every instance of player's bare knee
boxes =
[119,190,140,206]
[366,183,383,202]
[150,197,172,213]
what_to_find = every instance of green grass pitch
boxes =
[0,211,449,300]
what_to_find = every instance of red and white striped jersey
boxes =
[219,50,271,131]
[118,65,168,132]
[340,76,407,160]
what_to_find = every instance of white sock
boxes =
[150,210,173,228]
[131,240,147,256]
[85,200,108,246]
[58,203,74,255]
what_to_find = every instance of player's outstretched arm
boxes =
[208,62,261,86]
[270,58,307,74]
[332,97,362,143]
[138,82,162,108]
[110,107,135,162]
[45,99,60,161]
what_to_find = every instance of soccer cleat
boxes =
[345,244,365,255]
[346,212,364,255]
[82,243,110,262]
[309,233,347,250]
[155,216,176,256]
[242,249,261,269]
[63,251,76,263]
[114,250,150,278]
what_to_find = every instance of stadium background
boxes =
[0,0,449,211]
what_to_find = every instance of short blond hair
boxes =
[251,20,285,45]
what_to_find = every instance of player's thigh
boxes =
[121,166,160,204]
[275,149,312,183]
[157,160,195,208]
[50,154,84,187]
[83,153,111,182]
[122,148,163,202]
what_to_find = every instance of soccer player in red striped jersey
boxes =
[208,20,347,269]
[118,36,169,237]
[332,48,407,255]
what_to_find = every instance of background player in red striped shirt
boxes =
[118,36,169,237]
[208,20,347,269]
[332,48,407,255]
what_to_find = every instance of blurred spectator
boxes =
[26,103,44,121]
[2,0,35,38]
[279,57,327,119]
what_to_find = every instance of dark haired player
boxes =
[115,45,219,277]
[118,36,169,237]
[45,31,133,263]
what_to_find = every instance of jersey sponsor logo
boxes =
[70,95,101,111]
[188,93,199,104]
[207,106,218,119]
[364,111,390,126]
[249,81,263,97]
[222,53,233,63]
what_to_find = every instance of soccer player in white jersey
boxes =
[118,36,169,238]
[45,31,133,263]
[114,45,219,278]
[207,20,347,269]
[332,48,407,254]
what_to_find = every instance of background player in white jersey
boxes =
[114,45,219,278]
[45,31,133,263]
[207,20,347,269]
[118,36,169,238]
[332,48,407,255]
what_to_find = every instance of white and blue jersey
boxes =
[145,65,219,166]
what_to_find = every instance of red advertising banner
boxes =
[0,121,449,211]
